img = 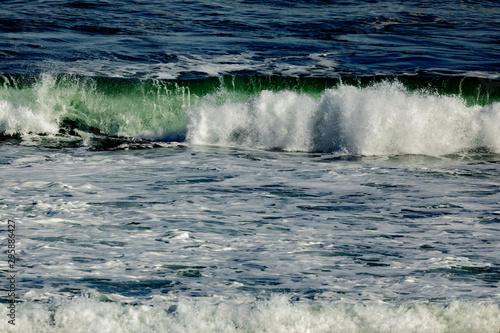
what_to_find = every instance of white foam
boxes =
[187,90,317,151]
[19,181,52,188]
[0,74,71,136]
[0,100,59,136]
[187,81,500,155]
[1,295,499,333]
[44,52,342,80]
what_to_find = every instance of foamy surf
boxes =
[188,81,500,155]
[1,296,499,333]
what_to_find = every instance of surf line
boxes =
[6,219,16,326]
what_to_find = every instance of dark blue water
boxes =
[1,0,499,78]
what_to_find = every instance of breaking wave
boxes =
[1,74,499,155]
[188,81,500,155]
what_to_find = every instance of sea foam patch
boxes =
[1,295,499,333]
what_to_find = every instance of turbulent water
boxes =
[1,0,500,332]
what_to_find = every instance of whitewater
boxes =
[1,74,499,155]
[1,136,500,331]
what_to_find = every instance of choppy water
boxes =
[1,0,499,79]
[1,0,500,332]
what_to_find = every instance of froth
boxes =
[2,296,499,333]
[0,101,59,136]
[0,74,69,136]
[0,74,188,140]
[187,81,500,155]
[187,90,316,151]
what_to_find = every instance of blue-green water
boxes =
[1,1,500,332]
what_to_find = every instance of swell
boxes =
[0,73,499,154]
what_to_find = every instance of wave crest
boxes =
[1,75,499,155]
[187,81,500,155]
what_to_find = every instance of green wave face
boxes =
[0,74,332,139]
[1,74,499,154]
[0,74,192,138]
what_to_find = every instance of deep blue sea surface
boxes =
[1,0,499,78]
[1,1,500,332]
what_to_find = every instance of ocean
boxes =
[1,0,500,332]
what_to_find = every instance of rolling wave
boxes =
[188,81,500,155]
[1,74,499,155]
